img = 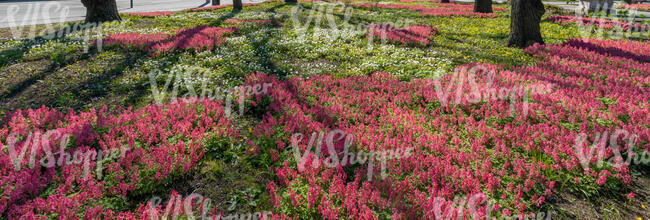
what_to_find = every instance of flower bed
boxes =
[352,3,505,17]
[617,4,650,12]
[546,15,649,32]
[121,11,173,17]
[2,35,648,218]
[239,38,649,219]
[559,38,650,62]
[186,3,261,12]
[225,19,275,24]
[400,0,454,2]
[1,99,237,218]
[103,26,238,55]
[224,18,282,26]
[366,24,439,46]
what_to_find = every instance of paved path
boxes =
[543,1,650,18]
[0,0,265,28]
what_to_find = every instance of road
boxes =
[0,0,265,28]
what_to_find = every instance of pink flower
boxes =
[366,24,439,46]
[546,15,648,32]
[103,26,238,55]
[352,3,505,17]
[121,11,173,17]
[617,4,650,11]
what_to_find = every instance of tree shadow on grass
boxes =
[0,22,108,104]
[0,47,94,102]
[205,7,243,27]
[237,3,293,78]
[299,2,376,27]
[1,6,260,112]
[0,49,146,114]
[42,51,143,112]
[0,22,103,65]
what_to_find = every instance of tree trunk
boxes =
[588,0,599,12]
[507,0,545,48]
[587,0,614,15]
[233,0,242,11]
[441,0,450,3]
[286,0,297,3]
[81,0,121,23]
[474,0,493,13]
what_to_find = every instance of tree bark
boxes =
[233,0,242,11]
[507,0,545,48]
[587,0,614,15]
[81,0,121,23]
[474,0,493,13]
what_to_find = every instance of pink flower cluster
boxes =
[546,15,649,31]
[225,19,275,24]
[121,11,173,17]
[352,3,505,17]
[400,0,454,2]
[560,38,650,62]
[0,99,237,218]
[242,38,648,218]
[366,24,439,46]
[103,26,238,55]
[186,3,261,12]
[617,4,650,11]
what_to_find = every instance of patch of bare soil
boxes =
[548,174,650,219]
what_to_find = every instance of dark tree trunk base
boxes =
[474,0,493,13]
[233,0,243,11]
[81,0,121,23]
[507,0,545,48]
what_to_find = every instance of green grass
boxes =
[0,2,648,216]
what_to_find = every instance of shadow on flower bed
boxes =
[236,3,300,78]
[560,39,650,63]
[103,26,239,56]
[352,3,506,18]
[367,24,439,47]
[238,38,650,219]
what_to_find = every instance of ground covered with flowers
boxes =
[617,4,650,12]
[0,0,649,219]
